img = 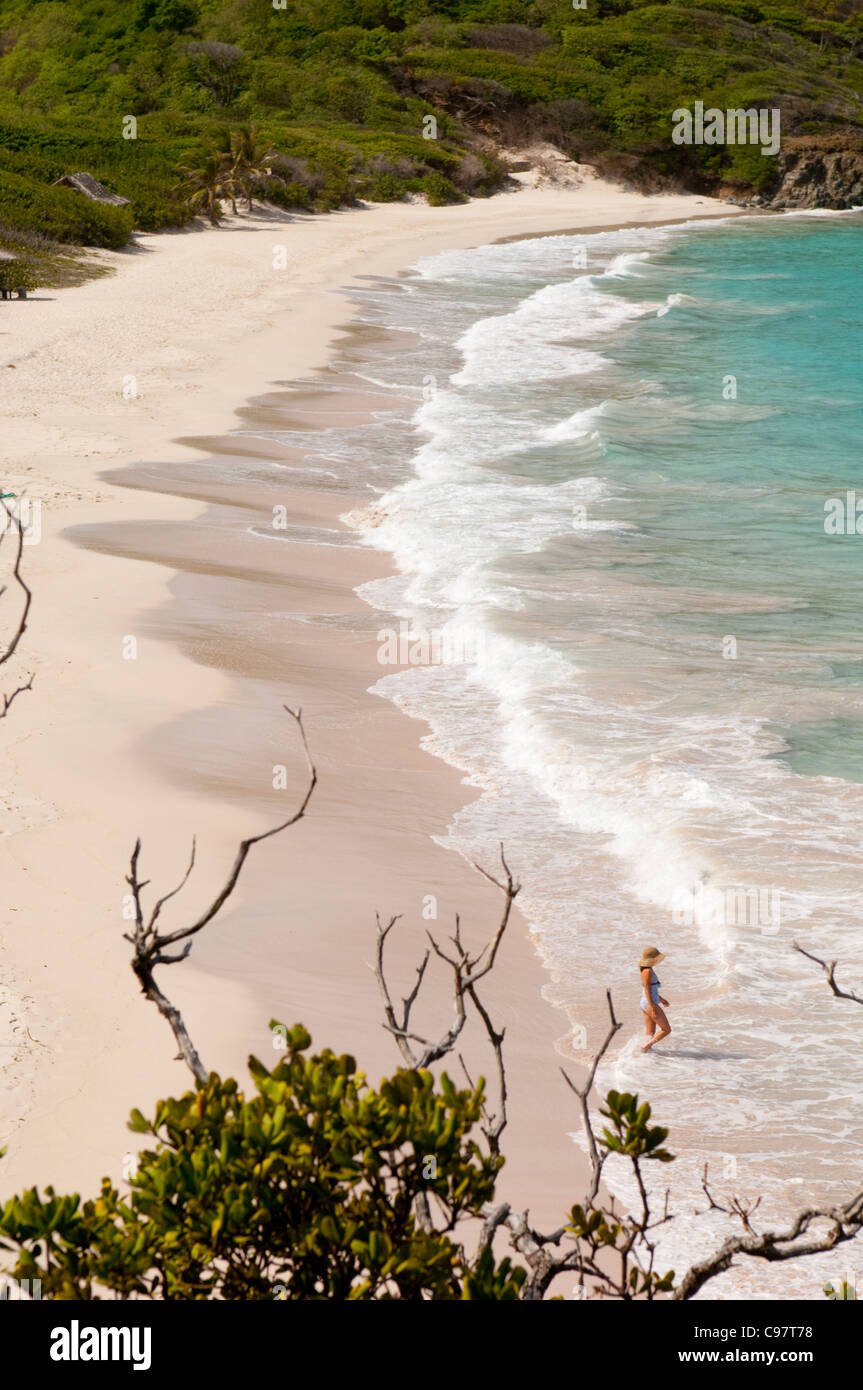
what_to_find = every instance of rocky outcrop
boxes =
[762,134,863,210]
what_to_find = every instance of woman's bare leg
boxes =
[642,1005,671,1052]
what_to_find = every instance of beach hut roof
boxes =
[53,173,131,206]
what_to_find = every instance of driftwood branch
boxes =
[698,1163,762,1231]
[0,499,33,719]
[674,1189,863,1299]
[794,941,863,1006]
[124,705,317,1084]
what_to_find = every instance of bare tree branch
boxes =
[698,1163,762,1232]
[2,672,34,720]
[794,941,863,1006]
[124,706,317,1084]
[374,913,426,1069]
[374,847,519,1092]
[372,865,665,1299]
[560,990,622,1203]
[155,708,316,951]
[674,1190,863,1300]
[0,499,33,719]
[476,1201,511,1258]
[373,850,519,1235]
[460,981,507,1156]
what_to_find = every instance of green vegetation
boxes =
[0,169,133,247]
[0,1023,674,1299]
[0,224,110,288]
[1,1,862,275]
[0,253,36,291]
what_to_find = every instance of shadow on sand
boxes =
[649,1047,751,1062]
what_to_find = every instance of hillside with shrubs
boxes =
[1,0,863,280]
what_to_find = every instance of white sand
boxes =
[0,177,731,1214]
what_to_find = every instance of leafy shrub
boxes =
[261,178,313,211]
[0,1025,525,1300]
[265,150,352,209]
[358,150,423,199]
[410,18,465,49]
[0,257,38,291]
[306,74,374,124]
[305,25,405,61]
[721,141,780,191]
[362,171,409,200]
[128,187,196,230]
[133,0,199,31]
[247,57,294,109]
[184,41,247,107]
[415,170,465,205]
[268,153,324,193]
[0,171,133,248]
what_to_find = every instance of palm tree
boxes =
[214,129,239,214]
[174,153,230,224]
[229,125,278,212]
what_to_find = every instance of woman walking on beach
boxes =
[640,946,671,1052]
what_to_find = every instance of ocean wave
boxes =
[453,280,645,387]
[656,291,700,316]
[606,250,653,278]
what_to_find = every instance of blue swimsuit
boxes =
[640,969,661,1013]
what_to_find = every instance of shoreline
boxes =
[0,179,731,1222]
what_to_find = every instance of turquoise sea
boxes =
[270,210,863,1297]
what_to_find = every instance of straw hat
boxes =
[639,946,666,969]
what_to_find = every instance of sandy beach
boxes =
[0,174,731,1231]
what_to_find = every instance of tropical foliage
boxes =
[0,253,38,290]
[1,0,863,270]
[0,1023,678,1300]
[0,1024,524,1299]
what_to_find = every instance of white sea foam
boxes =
[453,280,645,387]
[657,291,700,316]
[607,250,652,278]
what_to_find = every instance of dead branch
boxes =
[0,499,33,719]
[2,672,34,719]
[374,846,518,1151]
[124,705,317,1084]
[560,990,622,1204]
[477,1201,511,1257]
[794,941,863,1006]
[698,1163,762,1232]
[373,849,518,1236]
[674,1188,863,1300]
